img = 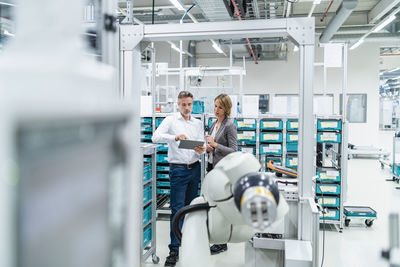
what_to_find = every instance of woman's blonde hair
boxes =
[214,94,232,117]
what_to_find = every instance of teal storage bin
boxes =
[141,134,152,141]
[143,224,152,248]
[143,204,152,226]
[316,184,341,195]
[143,156,152,163]
[286,120,298,131]
[157,153,168,163]
[317,196,340,208]
[157,165,170,172]
[192,101,205,114]
[260,144,282,155]
[143,164,152,182]
[393,164,400,177]
[286,133,298,143]
[157,188,170,195]
[286,142,298,152]
[286,157,298,168]
[237,131,256,143]
[317,120,342,131]
[235,119,257,130]
[141,117,152,125]
[156,143,168,152]
[320,208,340,220]
[208,118,216,129]
[260,120,283,130]
[316,169,341,182]
[143,185,152,204]
[260,132,283,143]
[141,126,153,132]
[238,146,256,156]
[157,173,169,180]
[157,181,170,187]
[317,133,341,143]
[155,118,164,128]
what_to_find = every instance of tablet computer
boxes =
[178,140,204,150]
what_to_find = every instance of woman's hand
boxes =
[194,146,205,154]
[206,144,214,153]
[206,135,218,148]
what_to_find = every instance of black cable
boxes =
[152,0,155,24]
[181,4,196,22]
[172,202,211,244]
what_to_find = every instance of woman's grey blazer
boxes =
[209,117,238,166]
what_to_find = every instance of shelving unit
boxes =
[315,116,348,232]
[140,143,159,264]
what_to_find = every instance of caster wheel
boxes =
[275,172,282,177]
[152,255,160,264]
[365,220,373,227]
[345,219,350,227]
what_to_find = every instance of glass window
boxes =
[314,94,334,115]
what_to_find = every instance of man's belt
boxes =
[170,161,200,170]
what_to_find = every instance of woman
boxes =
[206,93,238,254]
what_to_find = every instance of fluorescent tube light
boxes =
[388,67,400,73]
[350,38,364,50]
[212,43,224,54]
[373,15,397,32]
[169,0,185,11]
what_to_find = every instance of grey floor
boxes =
[144,130,398,267]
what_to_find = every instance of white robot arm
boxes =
[173,152,288,267]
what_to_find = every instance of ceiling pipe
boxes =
[331,32,400,43]
[316,25,373,35]
[319,0,358,43]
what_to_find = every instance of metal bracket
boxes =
[287,18,315,46]
[120,24,144,51]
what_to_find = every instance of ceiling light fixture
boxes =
[373,15,397,32]
[388,67,400,73]
[169,0,185,11]
[350,38,364,50]
[168,41,193,57]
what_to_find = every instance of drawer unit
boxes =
[317,120,342,131]
[156,153,168,163]
[260,120,283,130]
[320,208,340,220]
[286,133,298,143]
[143,224,152,248]
[157,173,170,180]
[286,142,298,152]
[141,117,152,125]
[143,185,152,204]
[235,118,257,130]
[317,196,340,208]
[260,144,282,155]
[141,126,153,132]
[286,120,298,131]
[316,169,341,182]
[143,204,152,226]
[141,134,153,141]
[238,146,256,156]
[237,131,256,143]
[157,165,170,172]
[286,157,298,168]
[157,188,170,195]
[317,132,341,143]
[316,184,341,195]
[143,163,152,182]
[260,132,283,143]
[155,118,164,128]
[157,181,170,187]
[156,143,168,152]
[192,101,205,114]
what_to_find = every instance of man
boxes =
[152,91,205,267]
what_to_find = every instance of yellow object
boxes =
[320,122,338,128]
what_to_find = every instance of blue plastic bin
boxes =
[157,181,170,187]
[286,120,298,131]
[286,157,298,168]
[156,153,168,163]
[156,143,168,152]
[141,117,152,125]
[260,132,283,143]
[317,133,341,143]
[157,173,169,180]
[317,196,340,208]
[143,225,152,248]
[286,133,298,143]
[235,119,257,130]
[238,146,256,156]
[143,204,152,226]
[317,120,342,131]
[143,164,152,182]
[260,120,283,130]
[192,101,205,114]
[320,208,340,220]
[157,165,170,172]
[260,144,282,155]
[286,142,298,152]
[141,126,153,132]
[237,131,256,142]
[141,134,152,141]
[155,118,164,128]
[316,184,341,195]
[316,169,341,182]
[143,185,152,204]
[157,188,170,195]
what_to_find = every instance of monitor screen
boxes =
[16,122,126,267]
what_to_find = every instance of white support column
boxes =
[297,44,315,241]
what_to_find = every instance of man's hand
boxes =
[175,134,189,141]
[206,144,214,153]
[194,146,205,154]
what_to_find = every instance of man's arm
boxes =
[152,116,176,143]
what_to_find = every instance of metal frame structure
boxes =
[120,18,316,266]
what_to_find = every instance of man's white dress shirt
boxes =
[152,113,205,164]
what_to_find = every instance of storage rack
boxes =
[141,114,206,215]
[140,143,159,264]
[315,116,348,232]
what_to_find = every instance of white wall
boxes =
[154,41,381,146]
